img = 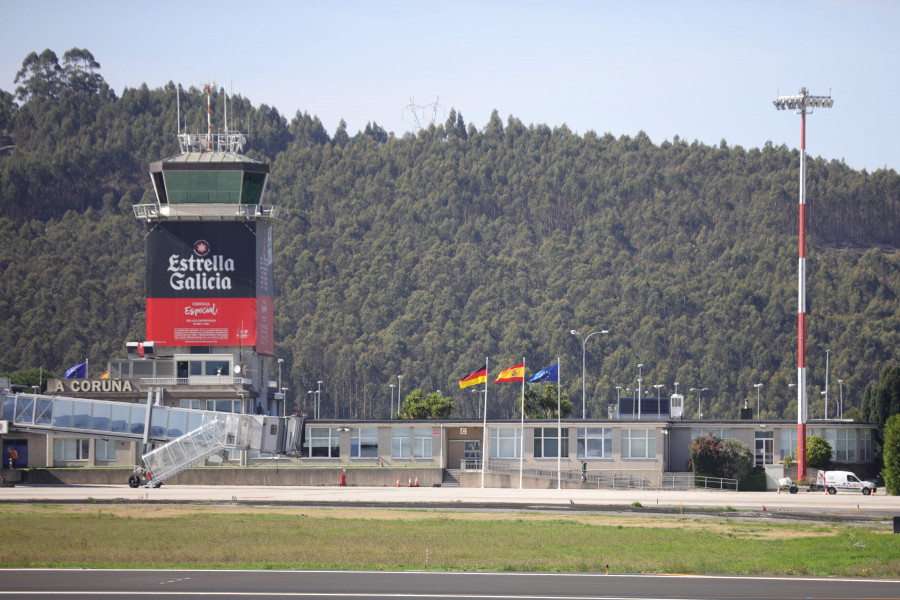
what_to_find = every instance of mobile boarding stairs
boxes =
[1,391,305,488]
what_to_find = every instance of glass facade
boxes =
[490,427,521,458]
[392,428,410,459]
[533,427,569,459]
[350,428,378,458]
[622,429,656,459]
[577,428,613,459]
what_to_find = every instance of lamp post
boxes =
[389,384,396,418]
[307,390,315,418]
[754,383,763,420]
[690,387,708,419]
[570,329,608,419]
[653,384,664,417]
[774,86,834,482]
[316,381,322,419]
[636,363,643,420]
[838,379,844,419]
[823,348,830,420]
[397,375,403,418]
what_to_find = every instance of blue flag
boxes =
[64,362,87,379]
[528,362,558,383]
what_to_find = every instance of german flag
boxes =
[494,362,525,383]
[459,368,487,389]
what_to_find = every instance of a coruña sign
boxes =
[48,379,138,394]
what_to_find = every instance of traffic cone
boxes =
[396,478,400,487]
[414,476,419,487]
[408,476,412,487]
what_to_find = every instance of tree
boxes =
[400,389,453,419]
[806,435,832,470]
[689,434,722,475]
[883,414,900,495]
[62,48,104,95]
[718,438,754,481]
[14,49,63,102]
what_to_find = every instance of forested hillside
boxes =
[2,49,899,421]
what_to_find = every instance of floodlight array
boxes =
[773,87,834,111]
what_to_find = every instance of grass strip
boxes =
[0,504,897,577]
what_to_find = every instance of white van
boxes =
[817,470,877,495]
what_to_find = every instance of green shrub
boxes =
[806,435,832,470]
[883,414,900,495]
[738,467,768,491]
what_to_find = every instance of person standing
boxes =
[581,460,587,482]
[7,448,18,469]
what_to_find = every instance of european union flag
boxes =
[64,362,87,379]
[528,362,558,383]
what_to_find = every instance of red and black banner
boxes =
[146,222,274,354]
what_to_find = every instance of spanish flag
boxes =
[494,362,525,383]
[459,368,487,389]
[100,370,110,379]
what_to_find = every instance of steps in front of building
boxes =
[442,468,461,487]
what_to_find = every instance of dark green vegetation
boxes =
[0,504,897,576]
[1,48,899,421]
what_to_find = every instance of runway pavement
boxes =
[1,483,897,518]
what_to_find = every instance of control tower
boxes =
[132,117,286,417]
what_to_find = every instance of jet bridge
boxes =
[1,391,306,487]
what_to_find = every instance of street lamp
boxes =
[774,86,833,482]
[277,358,284,390]
[389,384,396,419]
[570,328,608,419]
[653,384,665,417]
[397,375,403,418]
[315,381,322,419]
[280,387,289,417]
[307,390,315,418]
[753,383,763,420]
[838,379,844,419]
[690,387,708,419]
[636,363,643,420]
[823,348,830,419]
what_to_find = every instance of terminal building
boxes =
[0,107,878,490]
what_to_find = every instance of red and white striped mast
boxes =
[773,87,833,482]
[206,84,212,150]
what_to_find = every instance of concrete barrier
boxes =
[22,467,444,487]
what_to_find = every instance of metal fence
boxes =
[461,458,737,491]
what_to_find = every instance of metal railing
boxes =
[458,457,737,491]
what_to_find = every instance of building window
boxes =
[691,428,733,440]
[54,438,89,461]
[392,428,410,459]
[622,429,656,459]
[779,427,798,460]
[490,427,521,459]
[350,428,378,458]
[179,400,202,410]
[308,427,340,458]
[208,399,241,413]
[577,428,612,459]
[413,428,433,458]
[534,427,569,458]
[835,429,856,462]
[860,429,872,462]
[96,439,116,461]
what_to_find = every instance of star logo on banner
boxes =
[193,240,210,256]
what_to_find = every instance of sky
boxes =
[2,0,898,173]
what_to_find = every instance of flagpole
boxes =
[557,356,561,490]
[519,357,525,490]
[85,358,89,379]
[481,356,488,489]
